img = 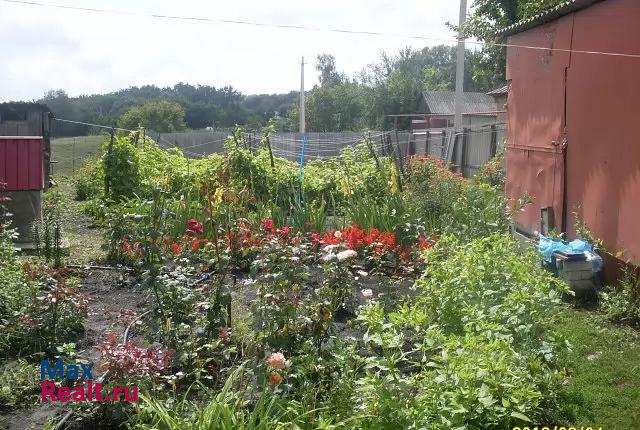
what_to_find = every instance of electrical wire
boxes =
[3,0,640,59]
[52,117,134,132]
[0,0,457,43]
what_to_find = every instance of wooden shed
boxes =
[0,103,51,244]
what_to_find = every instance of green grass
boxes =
[554,306,640,429]
[51,135,104,177]
[50,136,105,263]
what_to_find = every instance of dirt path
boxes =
[0,269,147,430]
[57,181,104,264]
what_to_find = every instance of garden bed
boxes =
[2,131,633,428]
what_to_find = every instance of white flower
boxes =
[322,244,340,253]
[321,253,338,262]
[362,289,373,299]
[337,249,358,262]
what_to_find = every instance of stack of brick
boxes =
[554,253,595,293]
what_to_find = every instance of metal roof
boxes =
[502,0,605,36]
[487,85,509,96]
[421,91,497,115]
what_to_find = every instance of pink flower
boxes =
[266,352,286,370]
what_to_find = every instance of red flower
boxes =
[191,238,203,251]
[186,219,204,236]
[417,234,434,251]
[310,232,322,247]
[261,219,274,232]
[170,242,182,255]
[122,239,133,255]
[278,226,291,236]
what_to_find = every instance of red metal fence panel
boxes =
[0,136,44,191]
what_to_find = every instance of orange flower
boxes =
[170,242,182,255]
[269,372,282,385]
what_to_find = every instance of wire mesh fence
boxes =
[50,117,505,180]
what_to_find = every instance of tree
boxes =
[360,46,486,129]
[464,0,566,87]
[118,99,187,132]
[316,54,342,86]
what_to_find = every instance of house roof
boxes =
[0,102,50,115]
[502,0,605,36]
[487,85,509,96]
[421,91,497,115]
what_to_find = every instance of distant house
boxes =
[0,102,51,244]
[503,0,640,269]
[388,91,505,177]
[412,90,501,130]
[487,85,508,124]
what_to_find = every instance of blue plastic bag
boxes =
[537,236,593,263]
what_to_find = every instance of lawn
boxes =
[50,135,103,177]
[49,135,105,263]
[555,306,640,429]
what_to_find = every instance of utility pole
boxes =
[299,56,306,133]
[454,0,467,171]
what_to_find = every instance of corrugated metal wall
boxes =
[506,0,640,264]
[0,137,44,191]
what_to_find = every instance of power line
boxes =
[4,0,640,60]
[52,117,133,132]
[0,0,457,43]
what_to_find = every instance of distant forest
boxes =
[43,84,298,137]
[41,45,504,137]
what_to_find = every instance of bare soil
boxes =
[0,269,146,430]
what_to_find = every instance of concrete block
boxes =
[556,259,591,272]
[5,190,42,243]
[559,270,594,282]
[566,279,595,293]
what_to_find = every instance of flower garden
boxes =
[0,130,604,429]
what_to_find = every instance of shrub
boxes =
[600,265,640,326]
[0,360,39,411]
[417,234,566,350]
[75,158,104,201]
[405,155,464,229]
[443,182,511,241]
[474,149,505,189]
[352,235,569,429]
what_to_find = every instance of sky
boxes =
[0,0,463,101]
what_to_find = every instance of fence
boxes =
[54,125,505,180]
[390,124,506,176]
[151,127,505,177]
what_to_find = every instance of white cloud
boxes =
[0,0,461,101]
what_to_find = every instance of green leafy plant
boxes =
[0,360,39,411]
[600,265,640,326]
[474,149,505,189]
